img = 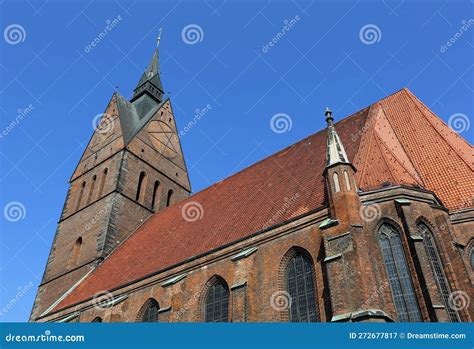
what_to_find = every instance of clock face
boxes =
[147,120,179,159]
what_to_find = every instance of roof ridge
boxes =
[378,94,426,187]
[374,131,425,186]
[373,133,398,184]
[354,105,377,186]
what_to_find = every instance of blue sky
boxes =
[0,0,472,322]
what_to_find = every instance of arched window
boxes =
[378,224,421,322]
[344,170,351,190]
[166,189,174,207]
[97,168,108,198]
[91,317,102,322]
[68,237,82,268]
[417,223,459,322]
[136,171,147,202]
[138,299,160,322]
[333,172,340,192]
[151,181,161,210]
[76,181,86,210]
[87,175,97,204]
[204,278,229,322]
[286,252,319,322]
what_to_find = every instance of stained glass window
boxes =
[205,280,229,322]
[287,253,319,322]
[379,224,421,322]
[417,223,459,322]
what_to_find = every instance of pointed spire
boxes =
[325,107,350,167]
[131,32,164,103]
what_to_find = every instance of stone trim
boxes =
[231,247,258,261]
[161,273,187,287]
[324,253,342,262]
[319,218,339,229]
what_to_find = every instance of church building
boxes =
[30,41,473,323]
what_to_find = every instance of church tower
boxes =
[30,39,191,320]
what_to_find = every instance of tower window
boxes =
[344,170,351,191]
[98,168,108,198]
[151,181,161,210]
[333,172,340,192]
[166,189,173,207]
[136,171,147,202]
[138,299,160,322]
[76,181,86,210]
[286,252,319,322]
[86,175,97,204]
[417,223,459,322]
[67,237,83,269]
[91,317,102,322]
[204,278,229,322]
[378,224,421,322]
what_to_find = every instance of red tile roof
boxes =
[52,88,473,313]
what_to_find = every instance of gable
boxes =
[71,95,124,181]
[127,99,191,191]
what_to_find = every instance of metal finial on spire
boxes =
[156,28,163,47]
[131,34,164,103]
[325,107,334,126]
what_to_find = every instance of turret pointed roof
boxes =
[131,46,164,103]
[325,108,350,167]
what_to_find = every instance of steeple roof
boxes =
[131,47,164,103]
[325,108,350,167]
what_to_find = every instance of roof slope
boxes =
[354,89,473,209]
[53,88,473,313]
